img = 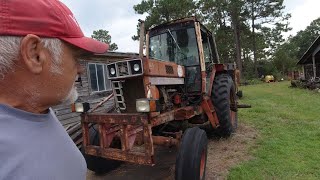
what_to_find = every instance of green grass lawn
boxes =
[229,81,320,180]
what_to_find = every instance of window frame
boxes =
[149,27,200,66]
[88,62,111,93]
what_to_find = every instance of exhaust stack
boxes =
[138,19,145,58]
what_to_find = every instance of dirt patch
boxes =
[86,123,258,180]
[205,123,258,179]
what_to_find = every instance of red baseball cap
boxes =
[0,0,109,53]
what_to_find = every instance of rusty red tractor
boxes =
[75,17,245,180]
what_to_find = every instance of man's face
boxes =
[45,42,86,106]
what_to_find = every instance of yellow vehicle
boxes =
[265,75,275,83]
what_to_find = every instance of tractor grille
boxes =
[117,61,129,77]
[165,65,174,74]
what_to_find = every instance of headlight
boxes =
[133,64,140,72]
[71,102,90,113]
[107,64,117,78]
[110,67,116,75]
[129,60,142,74]
[136,99,150,112]
[136,98,160,113]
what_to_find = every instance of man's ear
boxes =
[20,34,47,74]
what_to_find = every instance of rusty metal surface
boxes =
[195,22,205,74]
[81,117,89,147]
[82,113,148,125]
[81,105,203,165]
[82,113,156,165]
[208,66,217,96]
[87,146,177,180]
[150,110,175,127]
[85,146,155,165]
[150,106,196,127]
[207,97,220,125]
[99,124,107,148]
[201,96,219,128]
[143,125,154,157]
[174,106,195,120]
[150,106,198,127]
[152,136,179,147]
[201,71,207,93]
[195,20,207,94]
[120,125,129,151]
[143,59,185,77]
[215,64,226,72]
[103,126,116,148]
[139,20,145,58]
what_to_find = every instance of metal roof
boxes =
[297,35,320,65]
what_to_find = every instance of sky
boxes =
[283,0,320,37]
[61,0,320,53]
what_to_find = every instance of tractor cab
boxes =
[147,17,220,93]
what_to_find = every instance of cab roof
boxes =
[148,16,212,37]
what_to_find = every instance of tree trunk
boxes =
[251,0,258,77]
[231,13,242,80]
[232,14,242,79]
[242,49,246,75]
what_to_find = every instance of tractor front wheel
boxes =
[175,127,208,180]
[80,125,122,174]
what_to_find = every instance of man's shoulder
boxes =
[0,108,87,180]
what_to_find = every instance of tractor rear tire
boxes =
[80,125,122,174]
[211,74,238,137]
[175,127,208,180]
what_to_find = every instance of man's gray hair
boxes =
[0,36,62,78]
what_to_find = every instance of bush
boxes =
[241,78,264,86]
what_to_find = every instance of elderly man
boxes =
[0,0,108,179]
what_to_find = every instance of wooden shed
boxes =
[52,51,139,146]
[297,35,320,80]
